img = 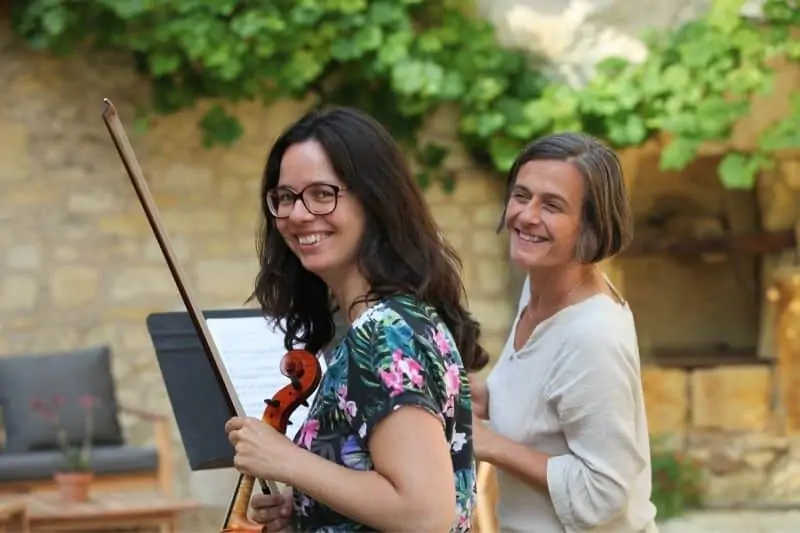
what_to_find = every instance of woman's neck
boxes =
[526,263,600,314]
[326,268,373,324]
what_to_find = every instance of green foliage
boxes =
[10,0,799,190]
[650,442,705,522]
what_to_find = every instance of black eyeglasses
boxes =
[266,183,348,219]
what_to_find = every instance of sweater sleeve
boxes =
[543,327,648,530]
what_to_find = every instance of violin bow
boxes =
[100,99,281,530]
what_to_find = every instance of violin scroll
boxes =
[264,349,323,434]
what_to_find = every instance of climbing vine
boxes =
[10,0,799,190]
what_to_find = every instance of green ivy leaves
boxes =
[10,0,798,191]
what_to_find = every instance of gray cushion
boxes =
[0,346,124,453]
[0,445,158,482]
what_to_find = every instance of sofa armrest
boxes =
[117,405,174,496]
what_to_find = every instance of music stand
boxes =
[145,308,347,471]
[146,308,261,471]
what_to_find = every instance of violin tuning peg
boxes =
[301,400,309,407]
[287,421,293,426]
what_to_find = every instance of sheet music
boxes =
[205,316,326,439]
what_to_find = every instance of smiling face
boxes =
[272,140,366,282]
[504,159,585,269]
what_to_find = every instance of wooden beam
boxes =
[644,346,773,369]
[622,228,797,258]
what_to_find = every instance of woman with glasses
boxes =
[224,106,489,532]
[469,133,658,532]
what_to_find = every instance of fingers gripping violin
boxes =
[100,100,322,532]
[223,350,321,532]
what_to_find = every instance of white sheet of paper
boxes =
[205,316,326,439]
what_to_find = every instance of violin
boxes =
[222,349,322,532]
[100,99,322,531]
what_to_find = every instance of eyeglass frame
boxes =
[265,182,349,219]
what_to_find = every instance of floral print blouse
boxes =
[290,294,476,532]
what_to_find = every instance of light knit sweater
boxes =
[485,277,659,532]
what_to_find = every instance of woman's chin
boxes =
[510,248,543,269]
[298,256,331,276]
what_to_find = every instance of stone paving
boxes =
[659,510,800,533]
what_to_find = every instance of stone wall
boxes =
[475,0,715,84]
[474,0,770,84]
[634,150,800,506]
[0,15,515,524]
[629,52,800,506]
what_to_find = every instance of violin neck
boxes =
[221,473,281,532]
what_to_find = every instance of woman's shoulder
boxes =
[350,294,461,362]
[354,294,444,334]
[557,294,639,355]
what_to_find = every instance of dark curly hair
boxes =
[248,106,489,372]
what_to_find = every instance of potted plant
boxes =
[30,394,99,502]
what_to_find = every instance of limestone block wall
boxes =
[475,0,717,84]
[638,154,800,506]
[0,19,516,513]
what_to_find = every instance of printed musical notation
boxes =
[205,316,326,438]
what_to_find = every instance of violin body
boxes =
[222,349,322,532]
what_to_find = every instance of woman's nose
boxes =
[287,198,315,222]
[518,202,542,224]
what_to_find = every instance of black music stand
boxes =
[146,308,258,471]
[145,308,347,471]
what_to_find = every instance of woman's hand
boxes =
[469,374,489,420]
[472,414,498,462]
[251,488,294,532]
[225,416,300,483]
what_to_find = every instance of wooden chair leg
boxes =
[159,516,179,533]
[475,461,498,533]
[0,504,29,533]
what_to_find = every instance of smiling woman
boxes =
[223,106,489,533]
[266,143,363,279]
[471,132,659,533]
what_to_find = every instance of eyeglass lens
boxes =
[268,183,339,217]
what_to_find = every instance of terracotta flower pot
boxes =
[54,471,94,503]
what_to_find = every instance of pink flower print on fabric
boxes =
[455,509,471,532]
[336,384,357,421]
[432,328,451,356]
[444,363,460,397]
[442,363,461,416]
[378,348,424,397]
[297,418,320,449]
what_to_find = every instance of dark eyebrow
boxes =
[274,180,339,193]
